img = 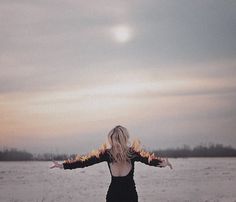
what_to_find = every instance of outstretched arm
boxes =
[62,152,108,169]
[133,149,172,169]
[50,149,108,170]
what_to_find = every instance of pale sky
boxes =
[0,0,236,154]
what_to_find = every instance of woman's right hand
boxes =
[50,160,63,169]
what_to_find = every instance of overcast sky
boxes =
[0,0,236,154]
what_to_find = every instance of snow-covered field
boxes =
[0,158,235,202]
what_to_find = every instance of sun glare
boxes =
[111,25,133,43]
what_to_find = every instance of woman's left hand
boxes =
[160,158,173,169]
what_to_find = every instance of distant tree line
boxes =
[35,153,71,161]
[1,143,236,161]
[153,144,236,158]
[0,148,72,161]
[0,148,33,161]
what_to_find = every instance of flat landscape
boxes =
[0,158,235,202]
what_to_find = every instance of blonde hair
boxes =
[107,125,133,163]
[65,125,159,164]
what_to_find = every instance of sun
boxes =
[111,25,133,43]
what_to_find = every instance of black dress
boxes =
[63,148,163,202]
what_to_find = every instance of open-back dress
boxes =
[62,148,163,202]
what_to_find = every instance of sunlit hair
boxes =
[65,125,161,164]
[107,125,162,163]
[107,125,132,162]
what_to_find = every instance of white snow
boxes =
[0,158,235,202]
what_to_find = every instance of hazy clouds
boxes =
[0,0,236,153]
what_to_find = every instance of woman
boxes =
[50,125,172,202]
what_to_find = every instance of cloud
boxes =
[1,1,236,94]
[128,0,236,61]
[1,0,236,152]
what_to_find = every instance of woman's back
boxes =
[109,161,132,177]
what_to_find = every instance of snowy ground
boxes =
[0,158,235,202]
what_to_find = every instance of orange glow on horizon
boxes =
[0,75,235,145]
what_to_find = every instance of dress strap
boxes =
[107,162,113,176]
